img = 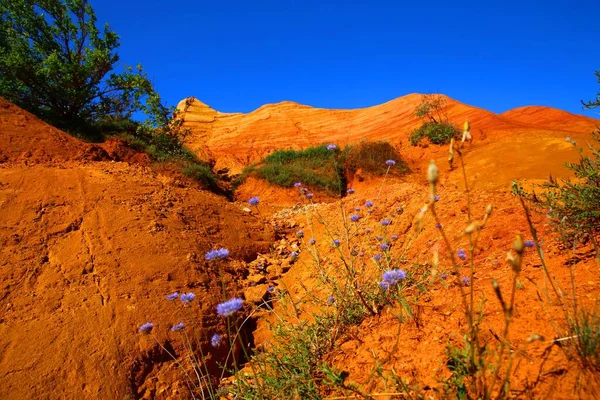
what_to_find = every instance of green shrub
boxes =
[343,141,408,175]
[238,145,346,195]
[409,121,460,146]
[565,307,600,373]
[182,162,219,191]
[538,133,600,253]
[235,142,408,195]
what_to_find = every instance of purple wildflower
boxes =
[294,182,302,187]
[365,201,374,207]
[138,322,154,333]
[296,230,304,237]
[435,223,442,229]
[354,207,361,211]
[382,269,406,286]
[376,236,384,241]
[440,273,448,280]
[180,292,196,303]
[431,195,440,202]
[332,239,341,247]
[327,296,335,305]
[524,240,535,247]
[457,249,467,260]
[309,238,316,245]
[248,197,259,206]
[171,322,185,332]
[290,251,298,258]
[365,228,372,233]
[211,333,221,348]
[391,234,398,240]
[306,193,314,199]
[381,219,391,226]
[205,248,230,260]
[216,298,244,317]
[327,144,337,151]
[166,292,179,301]
[373,254,382,261]
[380,243,389,251]
[386,159,396,166]
[347,188,355,194]
[267,286,274,293]
[462,277,471,286]
[350,214,360,222]
[379,281,390,290]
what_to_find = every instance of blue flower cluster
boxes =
[216,298,244,316]
[205,248,230,260]
[379,269,406,290]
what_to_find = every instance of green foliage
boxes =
[182,162,219,191]
[582,70,600,110]
[410,95,459,146]
[233,316,335,399]
[343,141,408,176]
[0,0,177,140]
[538,133,600,250]
[409,121,459,146]
[566,307,600,372]
[443,342,471,399]
[235,142,408,195]
[241,145,346,195]
[414,94,448,123]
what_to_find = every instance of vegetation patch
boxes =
[409,94,460,146]
[234,141,407,195]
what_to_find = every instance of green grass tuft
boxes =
[409,121,460,146]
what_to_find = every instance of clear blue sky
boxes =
[93,0,600,118]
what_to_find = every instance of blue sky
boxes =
[93,0,600,118]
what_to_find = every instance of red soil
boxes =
[1,94,599,398]
[0,98,273,398]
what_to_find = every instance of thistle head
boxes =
[427,160,439,185]
[513,233,525,255]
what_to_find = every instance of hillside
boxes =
[502,105,599,133]
[1,94,599,398]
[177,94,598,176]
[0,99,273,399]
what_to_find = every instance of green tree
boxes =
[582,70,600,110]
[0,0,169,136]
